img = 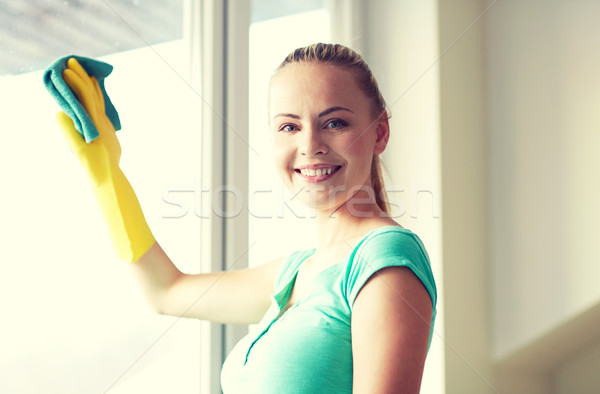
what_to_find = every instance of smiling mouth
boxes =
[295,165,342,177]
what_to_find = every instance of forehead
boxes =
[269,63,367,112]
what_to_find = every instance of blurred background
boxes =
[1,0,598,393]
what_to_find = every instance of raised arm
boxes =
[134,243,282,324]
[55,58,279,324]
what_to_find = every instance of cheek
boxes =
[341,133,375,179]
[272,137,294,174]
[343,141,367,156]
[343,132,375,161]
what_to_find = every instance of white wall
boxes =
[437,1,494,392]
[486,0,600,392]
[487,0,600,362]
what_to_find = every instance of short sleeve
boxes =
[345,228,437,314]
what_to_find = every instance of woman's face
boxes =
[269,62,389,212]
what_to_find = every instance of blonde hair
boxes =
[276,43,390,214]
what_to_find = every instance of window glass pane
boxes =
[248,3,330,267]
[0,2,201,393]
[0,0,182,75]
[251,0,324,23]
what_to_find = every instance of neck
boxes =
[312,190,390,250]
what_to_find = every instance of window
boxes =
[0,1,202,392]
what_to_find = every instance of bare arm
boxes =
[133,243,283,324]
[351,267,433,393]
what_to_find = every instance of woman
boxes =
[56,43,436,393]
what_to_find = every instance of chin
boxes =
[294,188,348,212]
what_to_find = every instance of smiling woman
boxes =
[127,42,437,393]
[218,43,437,393]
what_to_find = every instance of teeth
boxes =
[299,167,336,177]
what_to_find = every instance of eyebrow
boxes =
[319,106,354,117]
[273,106,354,120]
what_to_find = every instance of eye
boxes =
[325,119,348,129]
[278,124,300,133]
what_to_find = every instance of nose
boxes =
[299,128,328,156]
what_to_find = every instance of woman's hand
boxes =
[56,57,154,262]
[57,57,121,186]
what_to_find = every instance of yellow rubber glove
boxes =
[58,58,155,262]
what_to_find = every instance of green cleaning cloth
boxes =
[43,55,121,143]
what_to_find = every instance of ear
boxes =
[373,110,390,155]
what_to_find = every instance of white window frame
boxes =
[195,0,250,392]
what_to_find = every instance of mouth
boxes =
[294,165,342,182]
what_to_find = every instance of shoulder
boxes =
[356,226,429,262]
[345,226,437,311]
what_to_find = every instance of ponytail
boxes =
[371,155,389,214]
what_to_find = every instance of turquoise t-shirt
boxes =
[221,226,437,393]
